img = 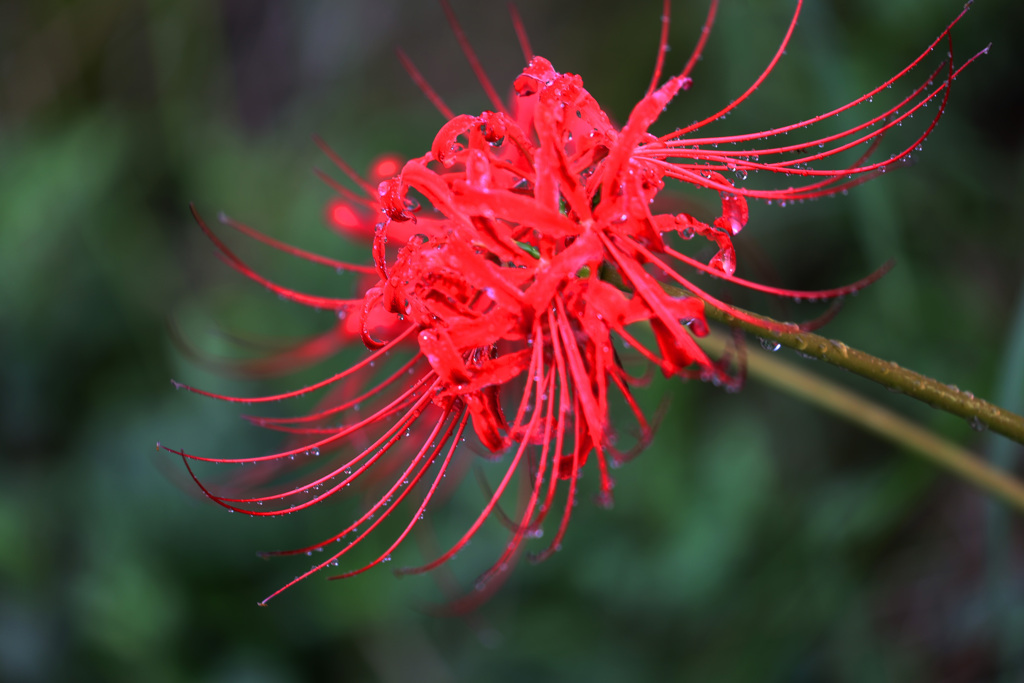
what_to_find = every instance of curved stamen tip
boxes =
[594,490,615,509]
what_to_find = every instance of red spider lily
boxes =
[164,0,983,607]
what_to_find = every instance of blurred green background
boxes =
[1,0,1022,681]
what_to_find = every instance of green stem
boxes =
[702,304,1024,446]
[600,267,1024,506]
[699,328,1024,515]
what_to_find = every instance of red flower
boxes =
[165,0,982,606]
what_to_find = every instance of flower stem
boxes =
[698,328,1024,515]
[702,305,1024,446]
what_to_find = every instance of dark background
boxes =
[1,0,1023,681]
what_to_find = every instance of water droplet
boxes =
[759,338,782,352]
